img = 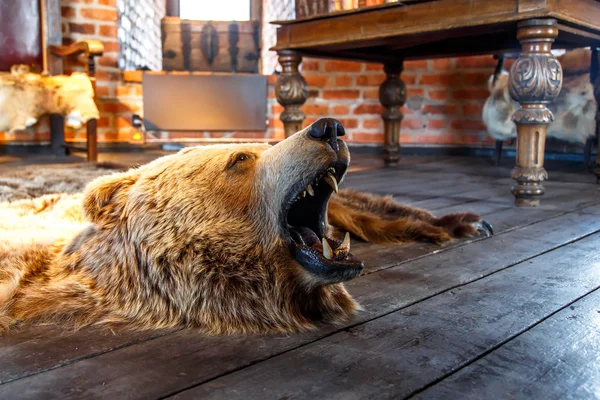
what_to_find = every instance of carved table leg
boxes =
[379,63,406,166]
[508,19,563,207]
[275,50,308,137]
[591,48,600,183]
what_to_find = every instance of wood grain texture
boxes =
[169,233,600,399]
[1,206,599,399]
[415,288,600,399]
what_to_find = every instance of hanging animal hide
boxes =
[482,49,597,144]
[0,65,99,132]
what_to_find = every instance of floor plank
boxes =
[1,206,599,399]
[169,234,600,399]
[415,289,600,400]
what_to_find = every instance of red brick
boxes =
[98,56,118,67]
[414,134,456,144]
[98,0,117,5]
[97,116,111,128]
[335,76,353,86]
[303,104,330,115]
[116,116,133,128]
[322,89,360,100]
[271,104,284,115]
[268,118,284,129]
[80,8,118,21]
[450,119,487,131]
[332,105,350,115]
[462,103,483,116]
[402,73,417,85]
[419,72,461,86]
[267,74,278,85]
[69,23,95,34]
[401,118,426,130]
[365,63,383,71]
[337,118,359,129]
[356,74,385,86]
[427,89,448,101]
[404,60,428,70]
[301,60,321,71]
[305,75,329,87]
[102,41,119,52]
[464,72,490,85]
[362,88,379,100]
[95,86,110,97]
[456,55,497,69]
[101,102,133,113]
[427,119,447,130]
[61,6,76,18]
[421,104,459,115]
[354,104,383,114]
[352,132,384,142]
[407,88,425,97]
[362,118,382,129]
[96,70,119,82]
[324,60,362,72]
[432,58,453,70]
[99,24,118,38]
[452,88,489,100]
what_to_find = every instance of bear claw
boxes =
[472,220,494,237]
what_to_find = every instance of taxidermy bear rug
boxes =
[0,119,491,335]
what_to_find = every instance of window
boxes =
[179,0,251,21]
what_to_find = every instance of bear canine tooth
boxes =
[323,172,339,193]
[328,167,336,174]
[302,191,306,197]
[322,238,333,260]
[339,232,350,252]
[306,184,315,196]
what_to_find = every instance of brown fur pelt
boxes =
[0,65,99,132]
[0,132,486,335]
[482,48,597,144]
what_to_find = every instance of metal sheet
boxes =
[142,72,267,131]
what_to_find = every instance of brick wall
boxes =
[264,56,497,146]
[0,0,500,149]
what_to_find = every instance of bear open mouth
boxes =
[285,163,364,284]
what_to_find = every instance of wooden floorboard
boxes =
[415,288,600,400]
[0,154,599,399]
[2,205,599,399]
[168,234,600,399]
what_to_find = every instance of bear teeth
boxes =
[322,237,333,260]
[306,184,315,196]
[323,172,338,193]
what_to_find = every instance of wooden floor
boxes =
[1,152,600,399]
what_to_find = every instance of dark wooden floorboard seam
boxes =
[155,229,600,399]
[164,234,600,399]
[406,286,600,399]
[0,209,598,396]
[0,329,181,385]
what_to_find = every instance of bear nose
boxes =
[307,118,345,151]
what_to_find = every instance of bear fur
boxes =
[0,127,483,335]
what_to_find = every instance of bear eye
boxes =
[227,153,253,169]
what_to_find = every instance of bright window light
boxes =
[180,0,251,21]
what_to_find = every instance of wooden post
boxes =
[379,63,406,166]
[591,48,600,183]
[508,19,562,207]
[275,50,308,137]
[87,55,98,162]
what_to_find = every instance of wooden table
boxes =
[272,0,600,206]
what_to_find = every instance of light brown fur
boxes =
[483,48,597,144]
[0,132,483,335]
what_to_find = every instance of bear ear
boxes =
[83,171,139,225]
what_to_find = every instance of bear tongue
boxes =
[289,226,321,250]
